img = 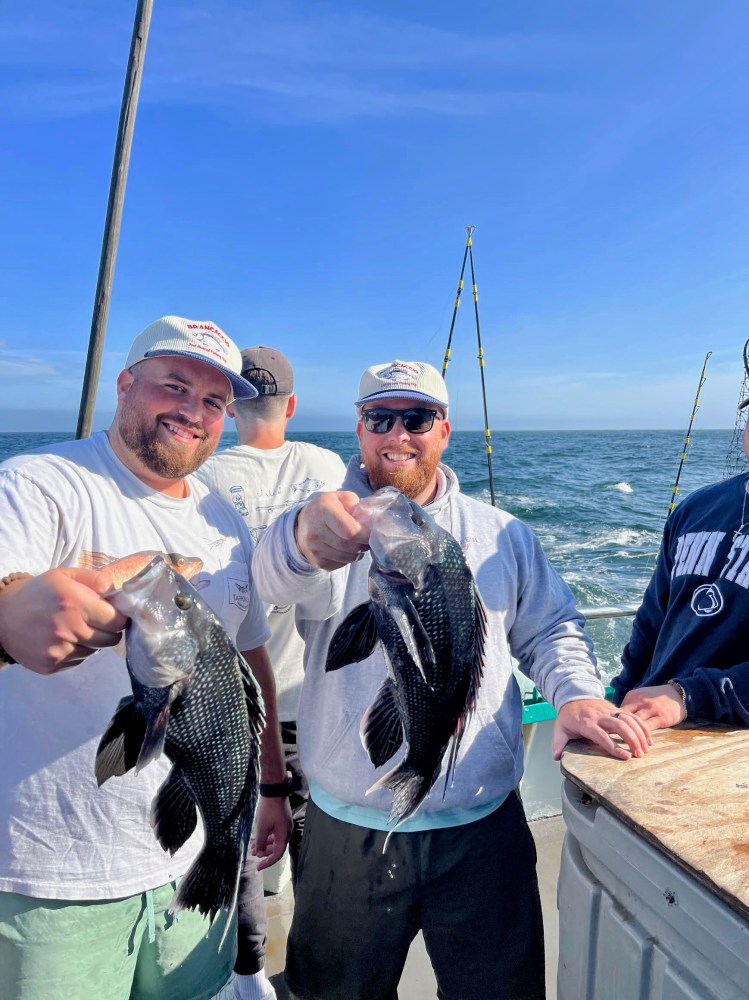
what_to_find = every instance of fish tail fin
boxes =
[169,839,242,941]
[368,763,432,827]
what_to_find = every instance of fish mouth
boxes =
[101,555,168,597]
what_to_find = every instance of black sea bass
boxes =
[95,554,264,927]
[326,487,486,830]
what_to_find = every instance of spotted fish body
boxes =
[326,487,485,830]
[95,555,264,927]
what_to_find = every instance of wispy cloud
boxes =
[0,351,60,377]
[0,2,604,123]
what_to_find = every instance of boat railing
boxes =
[521,603,640,724]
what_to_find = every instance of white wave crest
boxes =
[606,481,633,493]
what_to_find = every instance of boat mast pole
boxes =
[76,0,154,439]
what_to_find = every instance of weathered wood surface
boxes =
[561,725,749,917]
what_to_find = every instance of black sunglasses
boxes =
[360,407,440,434]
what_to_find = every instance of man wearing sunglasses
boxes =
[252,359,651,1000]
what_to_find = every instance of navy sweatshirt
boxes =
[611,473,749,725]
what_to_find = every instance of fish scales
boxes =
[326,487,485,833]
[95,554,264,930]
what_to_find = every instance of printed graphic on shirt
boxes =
[669,528,749,621]
[690,583,724,617]
[720,533,749,586]
[228,576,250,611]
[229,485,250,517]
[227,477,325,527]
[671,532,726,579]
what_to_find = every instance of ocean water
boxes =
[0,428,739,680]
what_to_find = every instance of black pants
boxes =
[234,721,309,975]
[285,793,545,1000]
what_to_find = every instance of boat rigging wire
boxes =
[441,226,497,506]
[665,350,712,519]
[76,0,154,440]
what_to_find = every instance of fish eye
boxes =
[174,592,193,611]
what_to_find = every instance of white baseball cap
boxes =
[355,360,448,412]
[125,316,258,400]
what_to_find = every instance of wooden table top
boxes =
[561,725,749,917]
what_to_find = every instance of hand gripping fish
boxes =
[326,487,486,832]
[94,554,265,934]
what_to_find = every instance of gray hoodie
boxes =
[252,456,604,831]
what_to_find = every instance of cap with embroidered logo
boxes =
[355,360,448,412]
[125,316,258,400]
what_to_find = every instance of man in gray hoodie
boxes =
[252,360,651,1000]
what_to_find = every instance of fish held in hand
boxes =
[94,554,264,929]
[326,487,485,831]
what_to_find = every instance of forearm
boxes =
[253,506,344,619]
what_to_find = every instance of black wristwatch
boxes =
[259,777,292,798]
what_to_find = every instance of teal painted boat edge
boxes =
[522,686,615,725]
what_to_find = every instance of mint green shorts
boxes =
[0,883,236,1000]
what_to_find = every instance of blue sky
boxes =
[2,1,748,431]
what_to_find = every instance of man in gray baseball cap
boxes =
[250,356,651,1000]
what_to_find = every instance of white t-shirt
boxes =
[0,432,270,900]
[198,440,346,720]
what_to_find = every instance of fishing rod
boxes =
[76,0,154,439]
[665,350,712,518]
[441,226,497,506]
[441,226,473,379]
[467,233,497,507]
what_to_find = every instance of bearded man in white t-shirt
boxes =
[198,346,346,1000]
[0,317,292,1000]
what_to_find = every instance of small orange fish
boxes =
[94,552,203,592]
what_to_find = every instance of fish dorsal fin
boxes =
[95,695,146,785]
[387,594,437,688]
[151,766,198,854]
[79,550,116,572]
[326,603,379,671]
[237,651,265,741]
[360,678,405,768]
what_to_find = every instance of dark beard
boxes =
[118,413,216,480]
[365,448,442,500]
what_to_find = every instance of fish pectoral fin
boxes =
[387,597,437,687]
[95,696,147,785]
[326,603,379,671]
[135,684,183,774]
[360,679,405,767]
[151,767,199,854]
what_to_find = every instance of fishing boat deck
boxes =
[265,815,566,999]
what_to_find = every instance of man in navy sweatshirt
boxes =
[612,418,749,728]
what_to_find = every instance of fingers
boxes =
[553,700,654,762]
[296,492,370,570]
[602,710,653,757]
